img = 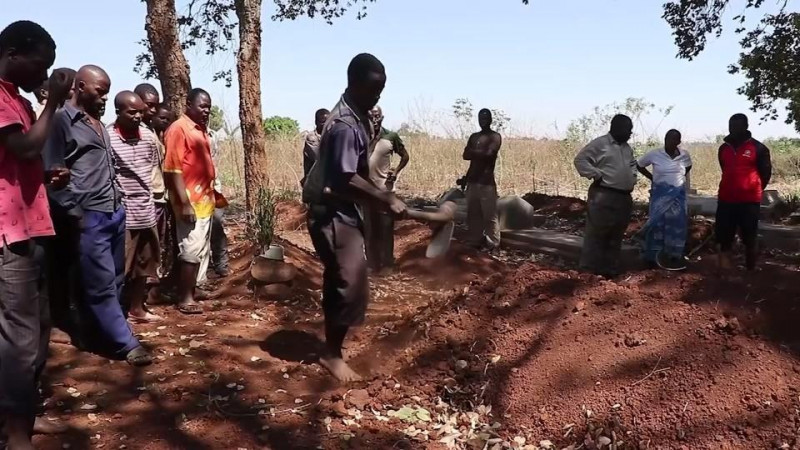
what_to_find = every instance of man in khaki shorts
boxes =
[164,88,217,315]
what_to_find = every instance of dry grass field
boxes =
[214,134,800,202]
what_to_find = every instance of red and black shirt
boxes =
[717,132,772,203]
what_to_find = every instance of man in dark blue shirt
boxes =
[43,65,151,367]
[305,53,405,382]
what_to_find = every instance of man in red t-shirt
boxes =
[715,113,772,271]
[0,20,73,449]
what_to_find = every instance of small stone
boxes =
[624,334,646,348]
[347,389,370,409]
[330,400,347,417]
[455,360,468,370]
[573,301,586,313]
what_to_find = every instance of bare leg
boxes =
[5,415,34,450]
[126,278,148,319]
[176,262,202,314]
[319,323,361,382]
[718,248,734,271]
[32,416,68,435]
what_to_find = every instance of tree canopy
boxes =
[663,0,800,132]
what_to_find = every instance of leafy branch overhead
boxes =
[136,0,236,86]
[663,0,799,132]
[271,0,530,23]
[138,0,533,76]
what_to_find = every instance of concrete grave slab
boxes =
[688,190,785,219]
[688,194,718,216]
[498,195,546,230]
[501,228,639,266]
[759,223,800,251]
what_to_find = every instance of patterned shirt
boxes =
[0,79,55,244]
[107,123,159,229]
[163,115,216,219]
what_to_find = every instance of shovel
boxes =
[321,187,458,258]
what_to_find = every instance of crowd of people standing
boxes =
[0,14,778,448]
[0,20,232,448]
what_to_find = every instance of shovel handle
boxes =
[405,201,457,223]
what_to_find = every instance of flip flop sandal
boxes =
[126,347,153,367]
[656,251,688,271]
[177,302,203,315]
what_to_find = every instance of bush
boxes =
[263,116,299,138]
[249,186,276,252]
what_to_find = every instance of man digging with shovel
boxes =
[303,53,406,382]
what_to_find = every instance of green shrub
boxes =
[263,116,299,138]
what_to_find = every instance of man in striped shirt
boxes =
[108,91,161,323]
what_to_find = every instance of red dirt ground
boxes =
[34,198,800,449]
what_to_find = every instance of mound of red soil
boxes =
[33,198,800,450]
[345,260,800,449]
[276,201,308,231]
[523,192,587,220]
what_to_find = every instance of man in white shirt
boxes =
[363,106,410,271]
[574,114,637,278]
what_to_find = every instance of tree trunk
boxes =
[144,0,192,116]
[234,0,267,211]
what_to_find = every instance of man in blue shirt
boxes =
[43,65,151,367]
[305,53,405,382]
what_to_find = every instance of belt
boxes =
[591,180,633,195]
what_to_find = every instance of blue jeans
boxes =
[78,208,140,358]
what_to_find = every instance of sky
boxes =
[5,0,798,140]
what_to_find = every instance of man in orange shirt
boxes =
[163,88,216,315]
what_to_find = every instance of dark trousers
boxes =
[78,208,140,358]
[580,185,633,277]
[211,207,229,272]
[47,213,82,336]
[307,215,369,328]
[715,201,760,269]
[363,206,395,271]
[0,239,50,421]
[153,202,176,283]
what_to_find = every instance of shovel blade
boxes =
[426,221,454,258]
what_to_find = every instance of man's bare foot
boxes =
[129,311,163,323]
[320,356,362,382]
[33,416,68,435]
[50,328,72,345]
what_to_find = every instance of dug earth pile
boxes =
[353,261,800,449]
[35,197,800,450]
